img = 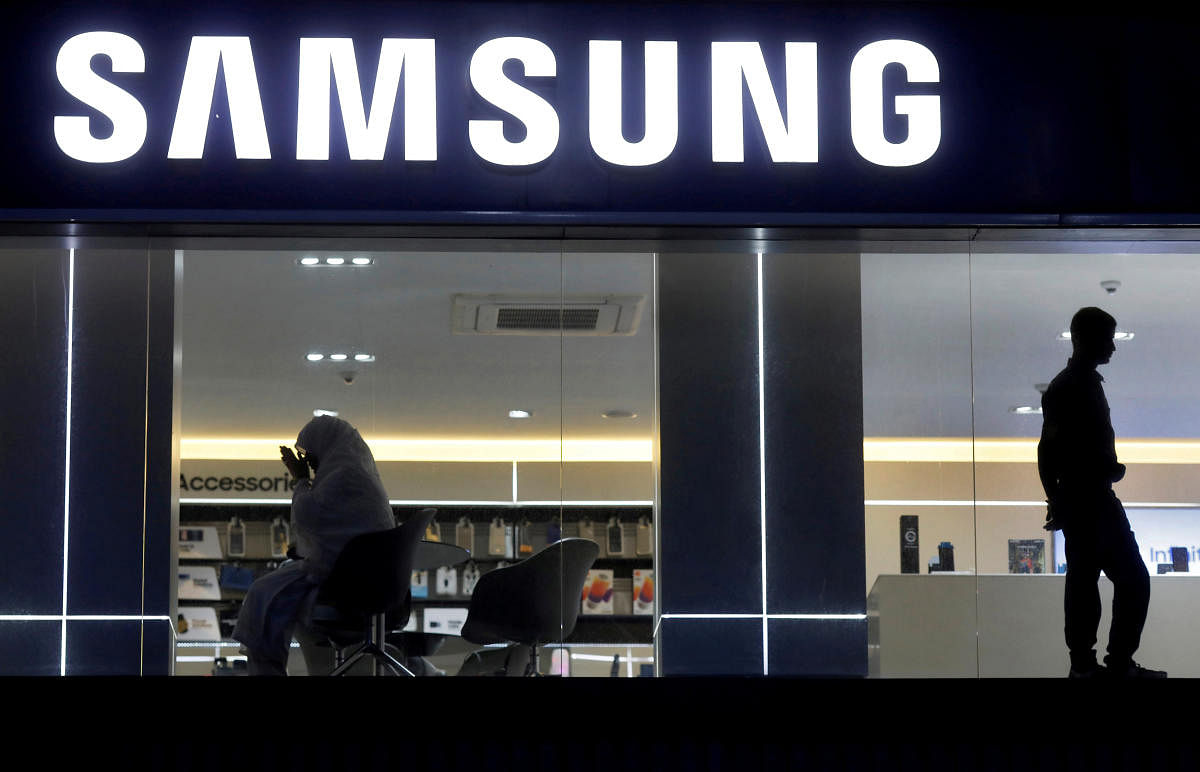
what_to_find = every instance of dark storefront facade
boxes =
[5,1,1200,682]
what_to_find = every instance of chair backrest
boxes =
[462,538,600,645]
[316,507,436,617]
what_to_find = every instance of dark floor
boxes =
[11,676,1191,771]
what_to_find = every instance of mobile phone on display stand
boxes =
[227,517,245,558]
[488,518,508,556]
[517,518,534,556]
[456,517,475,553]
[578,517,597,550]
[636,515,652,555]
[461,561,481,595]
[269,517,290,559]
[607,517,624,556]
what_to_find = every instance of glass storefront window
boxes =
[7,231,1200,678]
[176,244,656,676]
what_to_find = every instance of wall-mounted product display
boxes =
[175,504,656,673]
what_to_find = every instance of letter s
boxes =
[54,32,148,163]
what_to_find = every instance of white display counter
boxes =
[868,574,1200,677]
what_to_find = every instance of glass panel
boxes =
[970,243,1200,678]
[560,250,656,676]
[176,245,565,675]
[861,248,977,677]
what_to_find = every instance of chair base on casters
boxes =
[329,612,415,677]
[524,643,539,677]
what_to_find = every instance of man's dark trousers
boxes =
[1061,489,1150,669]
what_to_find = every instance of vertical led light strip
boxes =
[756,252,769,675]
[60,248,76,676]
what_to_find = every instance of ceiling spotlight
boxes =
[325,257,345,265]
[1058,331,1134,341]
[1010,405,1042,415]
[1100,279,1121,294]
[329,353,348,361]
[305,353,325,361]
[299,256,320,266]
[351,257,373,266]
[313,409,339,417]
[1035,383,1049,394]
[601,409,638,419]
[508,409,533,419]
[354,353,375,362]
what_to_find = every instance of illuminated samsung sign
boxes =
[54,32,940,169]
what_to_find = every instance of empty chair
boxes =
[305,507,436,676]
[460,538,600,676]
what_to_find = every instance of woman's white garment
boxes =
[232,417,395,669]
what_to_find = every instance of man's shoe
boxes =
[1105,660,1167,679]
[1068,662,1106,678]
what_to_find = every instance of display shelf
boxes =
[178,504,655,646]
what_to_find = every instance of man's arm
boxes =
[1038,392,1064,530]
[1037,422,1060,501]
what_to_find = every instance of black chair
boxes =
[459,538,599,676]
[455,644,531,677]
[306,507,436,676]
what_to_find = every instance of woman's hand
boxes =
[280,445,310,481]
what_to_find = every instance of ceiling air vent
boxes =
[452,294,645,336]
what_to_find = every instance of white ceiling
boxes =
[863,250,1200,438]
[181,245,1200,449]
[180,249,656,443]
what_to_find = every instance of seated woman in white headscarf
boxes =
[233,416,395,675]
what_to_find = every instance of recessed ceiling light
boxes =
[601,410,638,419]
[1010,405,1042,415]
[299,256,320,266]
[351,257,373,266]
[313,409,339,417]
[508,409,533,419]
[306,353,325,361]
[1058,330,1134,341]
[354,353,375,362]
[329,353,348,361]
[325,257,345,265]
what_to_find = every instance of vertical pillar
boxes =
[0,247,71,675]
[64,247,178,674]
[657,250,866,675]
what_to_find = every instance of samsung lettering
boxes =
[54,32,941,167]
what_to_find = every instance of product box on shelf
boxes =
[178,526,223,560]
[177,607,221,641]
[633,569,654,615]
[1008,538,1046,574]
[178,565,222,600]
[422,607,468,636]
[581,569,614,615]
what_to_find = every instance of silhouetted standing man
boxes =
[1039,307,1165,678]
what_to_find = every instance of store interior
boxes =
[176,246,655,675]
[173,241,1200,676]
